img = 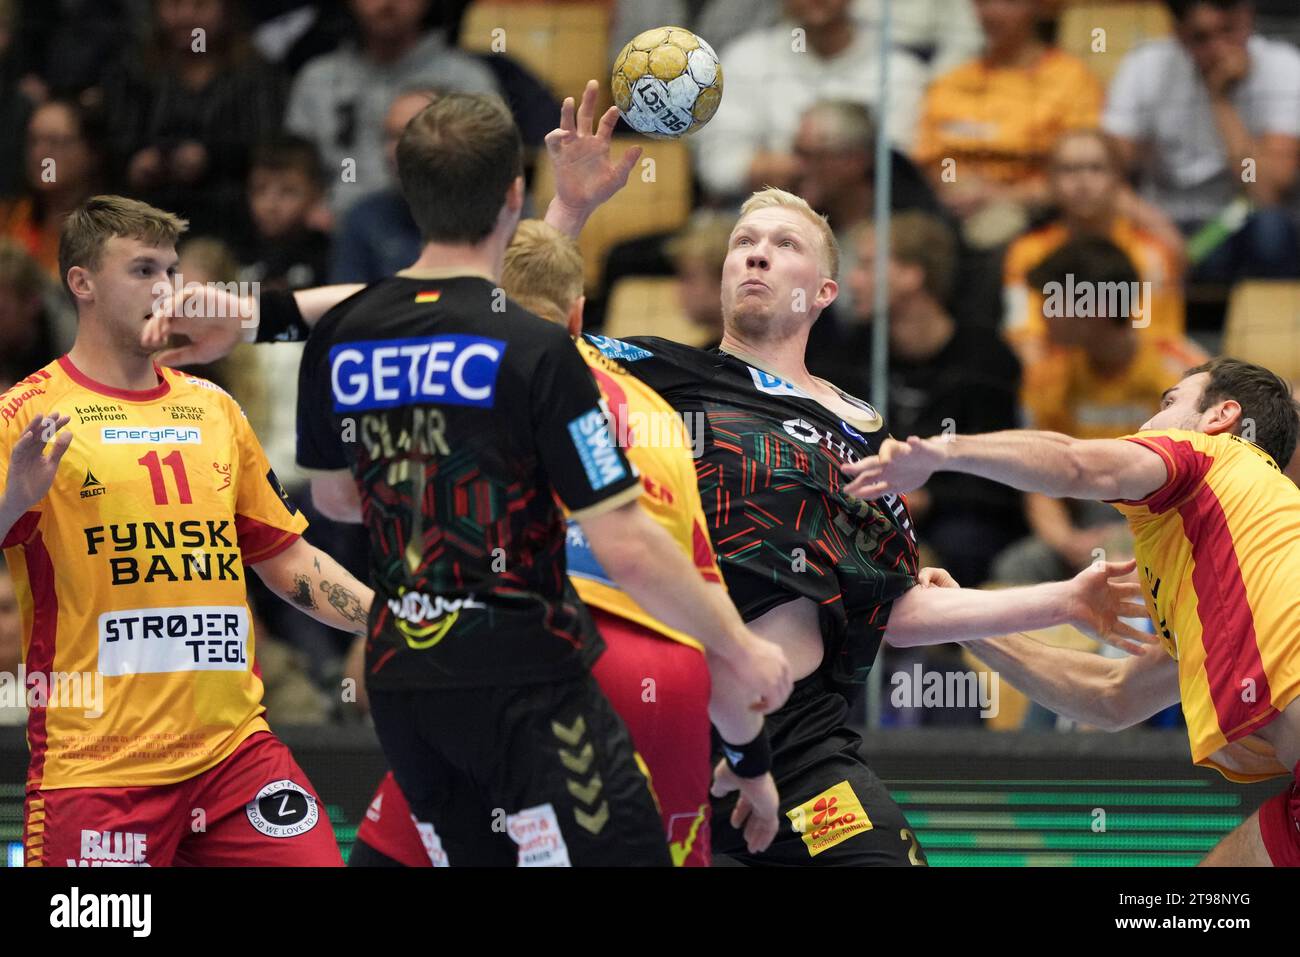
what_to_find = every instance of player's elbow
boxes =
[311,476,362,524]
[1092,665,1145,732]
[579,502,648,584]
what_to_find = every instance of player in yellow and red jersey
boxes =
[346,219,781,868]
[6,196,376,866]
[844,356,1300,866]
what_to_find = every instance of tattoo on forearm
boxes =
[320,579,368,627]
[291,574,318,611]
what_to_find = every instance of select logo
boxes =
[80,470,106,499]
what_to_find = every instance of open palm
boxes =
[6,413,72,512]
[544,79,642,216]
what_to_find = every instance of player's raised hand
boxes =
[711,760,781,854]
[544,79,642,229]
[141,283,255,367]
[842,435,945,499]
[4,413,72,513]
[1067,558,1157,654]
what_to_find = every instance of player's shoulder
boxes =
[159,366,249,424]
[584,334,709,367]
[0,359,67,435]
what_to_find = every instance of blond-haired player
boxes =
[540,83,1148,866]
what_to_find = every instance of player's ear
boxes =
[1208,398,1244,437]
[567,295,585,337]
[506,176,525,214]
[814,277,838,311]
[65,266,94,306]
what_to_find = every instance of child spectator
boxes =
[241,136,330,291]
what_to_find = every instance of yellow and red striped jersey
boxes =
[564,337,723,651]
[1112,428,1300,781]
[0,356,307,790]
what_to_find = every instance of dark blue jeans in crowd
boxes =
[1188,207,1300,283]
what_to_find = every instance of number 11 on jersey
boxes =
[138,450,193,505]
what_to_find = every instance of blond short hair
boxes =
[738,187,839,279]
[59,195,188,296]
[502,219,584,327]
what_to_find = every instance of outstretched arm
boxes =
[965,632,1181,731]
[884,559,1154,654]
[253,537,373,636]
[842,431,1168,503]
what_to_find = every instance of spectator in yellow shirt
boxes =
[912,0,1102,245]
[992,235,1205,584]
[1002,128,1189,371]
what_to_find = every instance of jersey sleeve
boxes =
[1110,429,1211,514]
[230,399,309,564]
[532,331,641,520]
[295,315,350,473]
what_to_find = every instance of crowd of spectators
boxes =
[1,0,1296,730]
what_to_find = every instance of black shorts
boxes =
[711,674,928,867]
[368,674,670,867]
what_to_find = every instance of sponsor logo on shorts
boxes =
[585,334,653,362]
[245,779,320,838]
[101,426,201,444]
[330,334,506,411]
[414,819,450,867]
[67,829,149,867]
[787,780,873,857]
[97,606,249,676]
[506,803,571,867]
[365,793,383,823]
[568,403,628,491]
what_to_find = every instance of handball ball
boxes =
[611,26,723,140]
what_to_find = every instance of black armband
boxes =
[720,725,772,778]
[255,290,311,343]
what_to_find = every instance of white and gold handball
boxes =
[611,26,723,140]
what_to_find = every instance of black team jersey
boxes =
[588,334,919,699]
[296,276,641,689]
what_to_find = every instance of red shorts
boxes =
[1258,762,1300,867]
[356,608,713,867]
[589,608,712,866]
[24,731,342,867]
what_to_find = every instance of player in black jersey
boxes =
[539,83,1152,866]
[292,93,792,866]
